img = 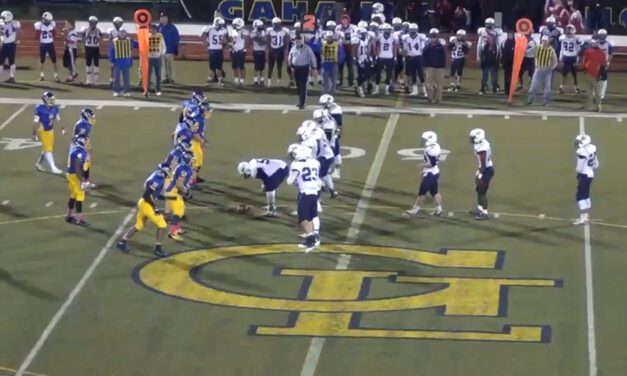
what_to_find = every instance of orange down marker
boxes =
[134,9,151,95]
[509,18,533,104]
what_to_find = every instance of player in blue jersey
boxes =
[33,91,63,174]
[65,136,90,226]
[72,108,97,189]
[117,165,170,258]
[181,91,210,185]
[163,139,191,171]
[165,150,194,241]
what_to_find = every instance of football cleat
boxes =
[154,248,170,258]
[474,212,489,220]
[430,210,443,217]
[168,233,184,242]
[117,240,130,253]
[573,218,588,225]
[405,208,420,216]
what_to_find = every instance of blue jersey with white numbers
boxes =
[66,146,87,174]
[35,104,60,131]
[174,122,193,145]
[164,147,183,169]
[165,163,193,193]
[144,171,165,202]
[73,119,92,138]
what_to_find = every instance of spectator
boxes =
[527,35,558,106]
[501,31,516,95]
[321,31,340,95]
[479,31,498,94]
[423,28,446,103]
[585,0,607,33]
[581,38,607,112]
[452,6,468,31]
[556,0,571,28]
[147,24,166,96]
[518,33,536,89]
[109,30,137,97]
[568,1,585,32]
[157,12,179,84]
[435,0,453,31]
[288,35,317,109]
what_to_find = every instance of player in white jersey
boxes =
[573,134,598,225]
[229,18,248,86]
[593,29,614,100]
[375,23,397,95]
[558,24,581,93]
[336,15,356,87]
[312,110,338,198]
[448,29,471,91]
[469,128,494,220]
[34,12,60,82]
[405,131,443,216]
[539,16,562,52]
[0,11,20,82]
[476,18,502,63]
[62,20,79,82]
[402,23,426,96]
[237,158,289,217]
[352,28,373,97]
[319,94,343,178]
[391,17,406,86]
[201,17,228,85]
[287,145,322,251]
[266,18,289,87]
[371,2,386,24]
[81,16,103,85]
[107,17,125,85]
[250,19,267,86]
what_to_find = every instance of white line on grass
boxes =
[97,105,104,110]
[1,200,9,205]
[282,109,289,114]
[89,202,98,209]
[504,115,510,120]
[133,106,140,111]
[245,109,251,114]
[579,116,598,376]
[300,110,400,376]
[0,104,28,131]
[542,115,548,120]
[15,210,136,376]
[44,201,53,208]
[617,117,623,122]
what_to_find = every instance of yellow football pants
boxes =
[67,173,85,201]
[135,198,167,231]
[37,127,54,152]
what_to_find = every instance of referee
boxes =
[288,34,317,110]
[527,35,558,106]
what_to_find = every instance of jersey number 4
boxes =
[301,167,318,182]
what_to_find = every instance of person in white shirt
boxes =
[201,17,228,85]
[374,23,397,95]
[62,20,79,82]
[402,23,426,96]
[469,128,494,220]
[573,134,598,225]
[405,131,443,217]
[558,24,581,93]
[250,19,267,86]
[352,27,373,97]
[229,18,248,86]
[0,11,20,83]
[34,12,59,82]
[237,158,289,217]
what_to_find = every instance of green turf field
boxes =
[1,59,627,376]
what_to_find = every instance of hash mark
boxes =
[45,201,53,208]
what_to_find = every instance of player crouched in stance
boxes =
[165,150,194,241]
[469,128,494,220]
[65,136,90,226]
[287,145,322,252]
[405,131,443,216]
[237,158,289,217]
[574,134,598,225]
[34,91,63,174]
[117,164,170,258]
[73,108,97,189]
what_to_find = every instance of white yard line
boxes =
[0,104,28,131]
[579,116,598,376]
[44,201,53,208]
[300,111,400,376]
[15,210,136,376]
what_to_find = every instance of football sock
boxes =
[44,152,57,169]
[76,201,83,214]
[322,175,334,191]
[585,198,591,210]
[9,65,15,77]
[312,217,320,234]
[266,191,276,210]
[37,153,45,165]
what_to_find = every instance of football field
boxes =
[1,60,627,376]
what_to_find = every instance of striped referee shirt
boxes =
[113,38,132,59]
[535,44,558,70]
[288,44,317,68]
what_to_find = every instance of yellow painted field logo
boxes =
[135,244,561,342]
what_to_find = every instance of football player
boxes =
[266,17,289,87]
[469,128,494,220]
[229,17,248,86]
[65,136,90,227]
[448,29,471,92]
[391,17,405,87]
[476,18,502,90]
[540,16,563,52]
[405,131,443,216]
[72,108,97,189]
[80,16,102,85]
[374,23,397,95]
[558,24,581,94]
[352,27,373,98]
[371,2,386,24]
[62,20,79,83]
[0,10,20,83]
[287,145,322,252]
[574,134,598,225]
[403,23,426,96]
[184,92,209,185]
[34,12,59,82]
[165,150,194,241]
[337,14,356,88]
[311,110,338,198]
[164,139,191,171]
[251,19,267,86]
[237,158,289,217]
[117,164,170,258]
[319,94,343,179]
[33,91,63,174]
[201,17,228,85]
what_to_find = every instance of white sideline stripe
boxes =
[0,104,28,131]
[15,210,136,376]
[617,117,623,122]
[542,115,548,120]
[0,97,624,119]
[579,116,598,376]
[300,108,400,376]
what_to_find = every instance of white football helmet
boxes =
[326,20,336,29]
[429,28,439,36]
[287,143,301,159]
[214,17,226,26]
[237,161,255,178]
[381,23,393,32]
[42,12,53,23]
[297,122,314,140]
[312,109,327,123]
[456,29,466,36]
[422,131,438,146]
[319,94,334,107]
[392,17,402,26]
[372,2,384,14]
[113,16,123,27]
[408,23,418,32]
[469,128,485,144]
[546,16,556,25]
[575,134,591,148]
[294,21,301,29]
[1,11,13,23]
[272,17,281,25]
[357,21,368,29]
[485,17,495,25]
[252,19,264,29]
[232,18,244,30]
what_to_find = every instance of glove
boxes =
[475,170,483,180]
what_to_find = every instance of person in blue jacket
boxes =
[157,12,180,84]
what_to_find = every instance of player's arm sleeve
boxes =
[286,169,299,185]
